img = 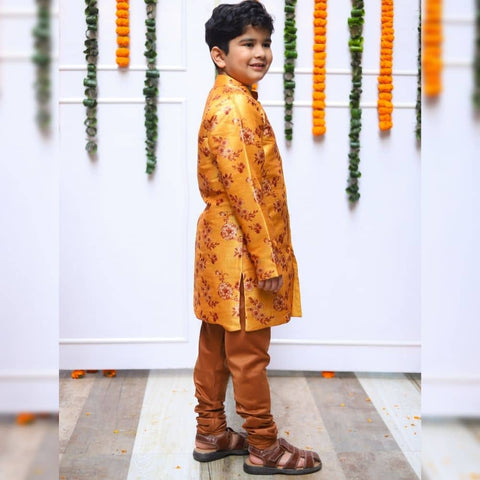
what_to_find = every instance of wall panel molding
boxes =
[59,97,186,105]
[262,100,416,109]
[60,337,188,345]
[59,65,187,72]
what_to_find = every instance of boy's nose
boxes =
[254,46,266,58]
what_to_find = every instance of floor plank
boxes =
[59,370,96,459]
[355,372,421,477]
[422,418,480,480]
[58,370,424,480]
[0,415,58,480]
[307,372,418,480]
[126,370,204,480]
[59,370,149,480]
[25,416,58,480]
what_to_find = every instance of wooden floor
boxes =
[59,370,421,480]
[0,414,58,480]
[422,417,480,480]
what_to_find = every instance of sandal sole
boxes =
[193,449,248,462]
[243,460,322,476]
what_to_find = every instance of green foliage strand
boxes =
[415,3,422,141]
[83,0,98,155]
[32,0,52,133]
[144,0,160,175]
[284,0,297,142]
[346,0,364,204]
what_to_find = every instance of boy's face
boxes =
[212,25,273,87]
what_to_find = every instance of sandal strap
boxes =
[195,427,247,451]
[248,437,320,469]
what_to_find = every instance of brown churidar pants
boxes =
[193,281,278,449]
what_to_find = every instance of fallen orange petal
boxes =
[16,413,35,425]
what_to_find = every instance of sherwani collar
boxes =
[214,74,259,100]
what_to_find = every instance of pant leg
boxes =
[224,279,278,449]
[193,321,231,436]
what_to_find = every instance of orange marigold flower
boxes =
[116,26,130,36]
[422,0,443,97]
[117,2,129,9]
[116,9,129,19]
[314,18,327,27]
[313,10,327,19]
[116,18,129,26]
[377,0,395,130]
[312,126,326,135]
[16,413,36,425]
[312,0,328,137]
[116,57,129,67]
[116,47,129,57]
[117,36,130,47]
[378,83,394,92]
[378,106,393,115]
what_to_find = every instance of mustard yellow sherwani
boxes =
[194,74,301,332]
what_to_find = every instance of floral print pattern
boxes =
[194,74,302,332]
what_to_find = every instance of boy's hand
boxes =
[258,275,283,293]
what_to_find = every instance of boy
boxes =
[192,1,322,475]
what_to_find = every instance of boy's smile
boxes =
[211,25,273,87]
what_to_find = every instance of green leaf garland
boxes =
[346,0,364,204]
[415,3,421,141]
[144,0,160,175]
[284,0,297,141]
[83,0,99,155]
[32,0,52,133]
[473,0,480,109]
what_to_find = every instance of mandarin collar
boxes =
[214,74,259,100]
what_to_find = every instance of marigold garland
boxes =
[32,0,52,133]
[422,0,442,96]
[284,0,297,141]
[473,0,480,109]
[415,6,422,141]
[144,0,160,174]
[116,0,130,67]
[346,0,364,203]
[377,0,394,131]
[312,0,327,136]
[83,0,99,155]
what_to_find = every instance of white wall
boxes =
[58,0,421,373]
[2,0,478,416]
[0,0,58,412]
[422,0,480,417]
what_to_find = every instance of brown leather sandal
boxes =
[193,427,248,462]
[244,438,322,475]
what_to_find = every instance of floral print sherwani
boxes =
[194,74,302,332]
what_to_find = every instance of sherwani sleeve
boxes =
[207,93,279,282]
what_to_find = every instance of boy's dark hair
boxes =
[205,1,274,55]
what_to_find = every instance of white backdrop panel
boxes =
[59,0,421,372]
[0,2,58,412]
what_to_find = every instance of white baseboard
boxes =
[60,341,420,373]
[422,375,480,417]
[269,343,420,373]
[0,370,58,413]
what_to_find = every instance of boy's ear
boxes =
[210,46,226,69]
